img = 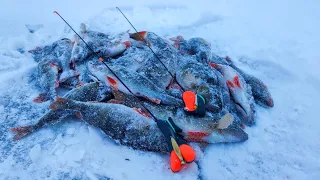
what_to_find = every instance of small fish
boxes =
[11,82,112,140]
[28,38,73,63]
[49,97,170,152]
[176,56,230,113]
[170,37,211,64]
[88,62,183,106]
[209,56,274,107]
[143,102,248,144]
[25,24,44,33]
[33,61,60,103]
[210,63,255,126]
[97,41,131,58]
[215,113,234,129]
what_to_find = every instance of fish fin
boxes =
[107,99,124,104]
[133,107,151,118]
[76,82,84,88]
[75,111,83,119]
[49,97,68,110]
[142,95,161,104]
[225,56,233,64]
[233,76,241,88]
[123,41,131,48]
[129,31,147,41]
[186,131,210,142]
[111,88,125,101]
[209,62,218,68]
[216,113,234,129]
[33,93,49,103]
[80,23,87,33]
[166,76,175,90]
[28,46,41,54]
[88,74,99,82]
[226,80,235,88]
[10,125,34,141]
[106,76,118,88]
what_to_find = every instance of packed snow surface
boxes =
[1,0,320,179]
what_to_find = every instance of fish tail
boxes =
[49,97,75,110]
[10,125,34,141]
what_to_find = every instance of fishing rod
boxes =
[53,11,161,122]
[116,7,186,92]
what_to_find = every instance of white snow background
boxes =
[0,0,320,179]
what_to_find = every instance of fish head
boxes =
[87,61,109,83]
[129,31,147,41]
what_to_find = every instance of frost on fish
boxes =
[170,36,211,64]
[49,98,169,152]
[230,63,274,107]
[176,56,230,113]
[211,63,256,126]
[88,62,183,106]
[11,82,113,140]
[33,60,59,103]
[136,47,178,90]
[28,38,73,63]
[130,31,171,52]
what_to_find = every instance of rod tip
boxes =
[53,11,58,14]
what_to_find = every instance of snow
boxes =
[1,0,320,179]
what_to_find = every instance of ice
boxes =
[1,0,320,179]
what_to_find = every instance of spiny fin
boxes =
[106,76,117,88]
[233,76,241,88]
[133,107,151,118]
[75,111,83,119]
[49,97,67,110]
[216,113,234,129]
[171,137,186,165]
[33,93,48,103]
[10,125,34,141]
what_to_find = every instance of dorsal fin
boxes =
[216,113,234,129]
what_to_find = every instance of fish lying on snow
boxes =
[88,61,183,106]
[70,24,131,64]
[143,102,248,143]
[209,62,256,126]
[226,57,274,107]
[11,81,112,140]
[175,55,230,113]
[109,89,248,144]
[50,97,170,152]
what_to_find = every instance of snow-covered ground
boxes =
[1,0,320,179]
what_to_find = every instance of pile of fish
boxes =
[11,25,274,153]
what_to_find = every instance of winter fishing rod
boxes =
[116,7,186,92]
[53,11,161,122]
